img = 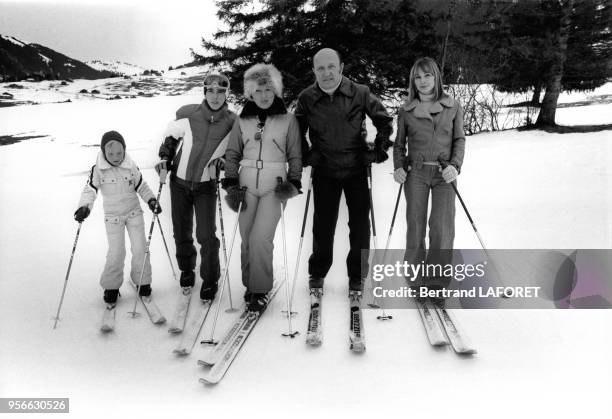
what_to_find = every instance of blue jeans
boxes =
[404,165,456,288]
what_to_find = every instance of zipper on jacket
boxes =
[256,130,264,189]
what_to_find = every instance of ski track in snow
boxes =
[0,86,611,419]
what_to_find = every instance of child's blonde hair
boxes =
[407,57,444,103]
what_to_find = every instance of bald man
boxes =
[295,48,393,303]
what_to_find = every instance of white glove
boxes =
[441,165,458,183]
[393,167,410,184]
[155,160,168,175]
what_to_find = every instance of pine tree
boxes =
[195,0,438,102]
[471,0,611,126]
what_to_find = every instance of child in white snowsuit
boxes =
[223,63,302,313]
[74,131,162,304]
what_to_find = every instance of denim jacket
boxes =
[393,94,465,171]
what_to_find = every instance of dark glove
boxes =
[275,179,301,200]
[225,186,246,212]
[366,146,389,164]
[211,157,225,172]
[74,206,90,222]
[302,148,322,168]
[380,138,394,151]
[221,177,238,191]
[148,198,162,214]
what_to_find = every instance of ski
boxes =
[433,305,477,355]
[173,299,213,356]
[127,280,166,325]
[305,288,323,346]
[100,303,116,333]
[197,305,248,367]
[168,287,193,333]
[349,293,365,352]
[140,295,167,325]
[415,298,449,347]
[199,280,284,385]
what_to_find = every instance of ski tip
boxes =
[455,348,478,356]
[199,377,218,386]
[197,359,213,367]
[350,343,366,353]
[305,337,322,347]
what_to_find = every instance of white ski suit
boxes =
[78,152,155,290]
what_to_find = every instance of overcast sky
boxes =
[0,0,224,69]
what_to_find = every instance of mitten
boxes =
[275,179,301,200]
[148,198,162,214]
[225,186,246,212]
[221,177,238,191]
[74,206,90,222]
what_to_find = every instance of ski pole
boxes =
[277,177,298,338]
[285,170,313,316]
[202,186,246,345]
[216,180,237,313]
[366,165,391,320]
[52,222,83,329]
[156,217,177,281]
[369,184,403,320]
[129,169,167,317]
[437,158,508,296]
[366,165,379,250]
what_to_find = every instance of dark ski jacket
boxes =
[295,76,393,178]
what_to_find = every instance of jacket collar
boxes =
[96,151,134,170]
[198,100,230,123]
[403,94,454,113]
[310,76,355,102]
[240,96,287,118]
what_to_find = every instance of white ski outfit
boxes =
[78,152,155,290]
[224,98,302,293]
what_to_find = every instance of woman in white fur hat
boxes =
[222,63,303,313]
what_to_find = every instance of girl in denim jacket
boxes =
[392,57,466,296]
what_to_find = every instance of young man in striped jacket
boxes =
[155,72,236,301]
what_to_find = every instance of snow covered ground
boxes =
[0,84,611,419]
[0,65,210,106]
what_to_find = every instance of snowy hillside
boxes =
[85,60,147,76]
[0,34,115,82]
[0,64,211,106]
[0,87,610,419]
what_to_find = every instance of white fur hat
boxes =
[243,63,283,99]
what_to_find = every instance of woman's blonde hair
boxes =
[407,57,444,103]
